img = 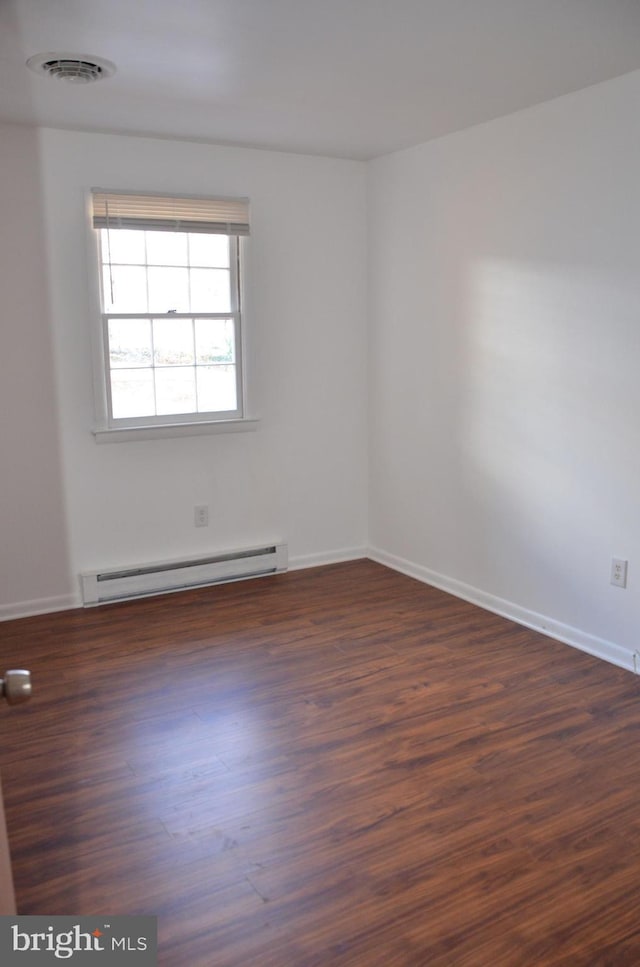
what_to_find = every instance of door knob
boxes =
[0,670,31,706]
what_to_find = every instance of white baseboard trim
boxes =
[0,593,81,622]
[6,548,628,678]
[0,549,369,621]
[368,546,636,674]
[289,546,368,572]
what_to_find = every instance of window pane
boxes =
[147,267,190,313]
[145,230,188,266]
[101,228,145,265]
[103,266,148,313]
[195,318,235,364]
[153,318,195,365]
[190,268,231,312]
[108,319,152,368]
[196,365,237,412]
[110,369,155,419]
[189,233,230,268]
[155,367,196,415]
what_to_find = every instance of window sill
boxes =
[93,418,260,444]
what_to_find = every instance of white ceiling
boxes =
[2,0,640,160]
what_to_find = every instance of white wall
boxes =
[368,70,640,667]
[28,129,367,604]
[5,67,640,671]
[0,123,73,617]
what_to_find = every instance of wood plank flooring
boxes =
[1,559,640,965]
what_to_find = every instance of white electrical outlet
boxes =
[194,505,209,528]
[610,558,628,588]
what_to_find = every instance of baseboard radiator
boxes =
[80,543,288,606]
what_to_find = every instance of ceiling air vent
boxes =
[26,53,116,85]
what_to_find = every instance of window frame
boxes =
[87,189,254,440]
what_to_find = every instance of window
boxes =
[91,190,250,434]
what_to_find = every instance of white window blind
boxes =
[91,190,250,236]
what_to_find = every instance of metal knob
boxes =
[0,670,31,706]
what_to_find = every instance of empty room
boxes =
[2,1,640,964]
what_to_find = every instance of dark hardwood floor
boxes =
[1,559,640,965]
